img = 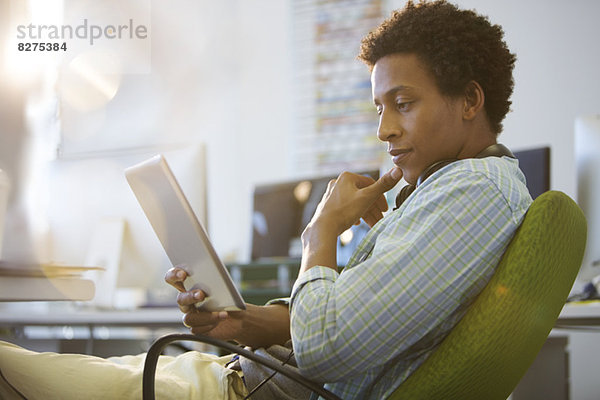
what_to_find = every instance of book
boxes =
[0,262,99,301]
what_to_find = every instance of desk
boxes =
[2,302,599,361]
[0,307,186,356]
[0,307,182,329]
[513,302,600,400]
[553,304,600,400]
[2,302,598,337]
[2,302,598,334]
[556,302,600,328]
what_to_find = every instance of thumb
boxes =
[369,167,403,194]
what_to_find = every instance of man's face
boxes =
[371,53,469,185]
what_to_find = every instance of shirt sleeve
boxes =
[289,168,521,382]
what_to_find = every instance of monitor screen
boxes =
[513,147,551,199]
[46,144,207,291]
[251,171,379,262]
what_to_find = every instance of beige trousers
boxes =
[0,340,248,400]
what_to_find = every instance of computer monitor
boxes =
[46,144,207,292]
[250,147,551,265]
[575,115,600,283]
[513,147,550,200]
[251,170,379,263]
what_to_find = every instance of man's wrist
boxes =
[301,220,338,244]
[300,222,338,274]
[237,303,290,347]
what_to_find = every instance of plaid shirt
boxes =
[289,157,533,399]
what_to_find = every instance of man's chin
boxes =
[402,170,418,186]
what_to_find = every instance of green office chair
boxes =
[143,190,587,400]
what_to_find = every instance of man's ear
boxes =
[463,80,485,121]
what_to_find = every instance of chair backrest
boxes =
[388,191,587,400]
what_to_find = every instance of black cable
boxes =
[0,366,28,399]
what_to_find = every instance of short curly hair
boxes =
[358,0,516,135]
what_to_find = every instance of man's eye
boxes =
[396,101,412,111]
[375,105,383,115]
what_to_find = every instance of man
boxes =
[168,1,532,399]
[0,1,532,399]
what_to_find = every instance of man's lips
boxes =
[389,148,411,165]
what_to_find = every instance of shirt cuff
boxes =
[290,266,339,307]
[265,297,290,306]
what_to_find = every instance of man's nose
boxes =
[377,110,401,142]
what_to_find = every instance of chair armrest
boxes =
[142,333,341,400]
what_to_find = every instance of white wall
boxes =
[445,0,600,199]
[12,0,598,269]
[144,0,292,263]
[4,0,598,285]
[44,0,292,271]
[149,0,293,263]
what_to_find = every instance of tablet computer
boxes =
[125,155,245,312]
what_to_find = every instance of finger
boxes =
[375,194,389,213]
[190,325,216,335]
[165,267,188,292]
[178,299,196,314]
[362,211,375,228]
[177,290,206,313]
[177,289,206,306]
[364,207,384,228]
[366,167,403,195]
[181,313,192,328]
[325,179,336,196]
[343,171,375,188]
[165,266,187,283]
[183,314,218,333]
[183,311,227,333]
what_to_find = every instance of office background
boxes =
[2,0,599,267]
